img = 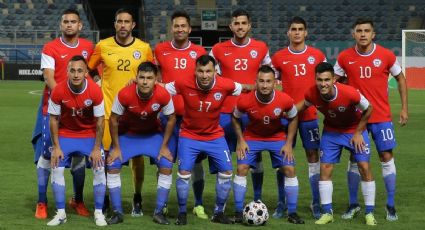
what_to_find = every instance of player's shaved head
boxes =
[137,62,158,76]
[196,55,216,67]
[232,8,250,22]
[353,18,374,29]
[289,16,307,29]
[171,10,191,25]
[315,62,334,76]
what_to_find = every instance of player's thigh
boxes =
[344,131,372,163]
[267,140,296,168]
[367,122,397,153]
[319,131,344,164]
[299,119,320,150]
[58,137,98,168]
[102,119,112,150]
[204,137,233,173]
[237,140,264,168]
[177,137,203,172]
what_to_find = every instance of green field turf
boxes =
[0,80,424,230]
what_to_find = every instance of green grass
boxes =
[0,80,424,230]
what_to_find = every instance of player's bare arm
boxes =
[282,115,298,163]
[295,100,308,113]
[49,114,63,168]
[351,104,373,153]
[43,68,57,90]
[158,113,176,162]
[394,72,409,126]
[107,113,122,165]
[231,114,249,160]
[90,115,104,169]
[241,83,254,92]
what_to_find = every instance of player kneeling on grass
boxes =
[232,65,305,225]
[105,62,176,225]
[297,62,377,226]
[47,55,107,226]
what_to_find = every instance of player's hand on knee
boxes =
[106,148,122,165]
[281,144,294,163]
[350,132,366,153]
[51,147,64,168]
[158,145,173,162]
[90,148,104,169]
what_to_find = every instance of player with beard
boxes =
[88,8,153,217]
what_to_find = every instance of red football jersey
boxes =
[111,83,174,135]
[304,83,370,134]
[154,41,206,116]
[166,76,242,140]
[234,90,297,141]
[272,45,326,121]
[48,78,104,138]
[210,38,271,113]
[41,37,94,115]
[334,43,402,123]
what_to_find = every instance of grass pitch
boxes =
[0,80,424,230]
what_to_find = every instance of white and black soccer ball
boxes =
[243,200,269,226]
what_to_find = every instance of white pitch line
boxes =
[29,90,43,95]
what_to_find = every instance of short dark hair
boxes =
[62,8,80,20]
[137,62,158,76]
[315,62,334,76]
[115,8,135,22]
[171,10,191,25]
[352,18,374,29]
[289,16,307,29]
[196,55,216,67]
[69,55,87,66]
[231,8,250,22]
[258,65,275,76]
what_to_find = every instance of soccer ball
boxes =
[243,200,269,226]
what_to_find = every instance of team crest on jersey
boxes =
[133,51,141,60]
[250,50,258,59]
[373,58,382,67]
[84,99,93,106]
[307,56,316,64]
[273,108,282,116]
[189,51,197,59]
[151,103,160,111]
[338,106,346,112]
[214,92,222,101]
[81,50,88,59]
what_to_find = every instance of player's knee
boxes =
[305,149,319,163]
[107,172,121,189]
[319,163,333,180]
[357,162,373,181]
[37,155,51,170]
[158,173,172,189]
[379,151,393,162]
[51,167,65,186]
[282,166,296,178]
[93,167,106,186]
[158,167,172,175]
[237,164,250,176]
